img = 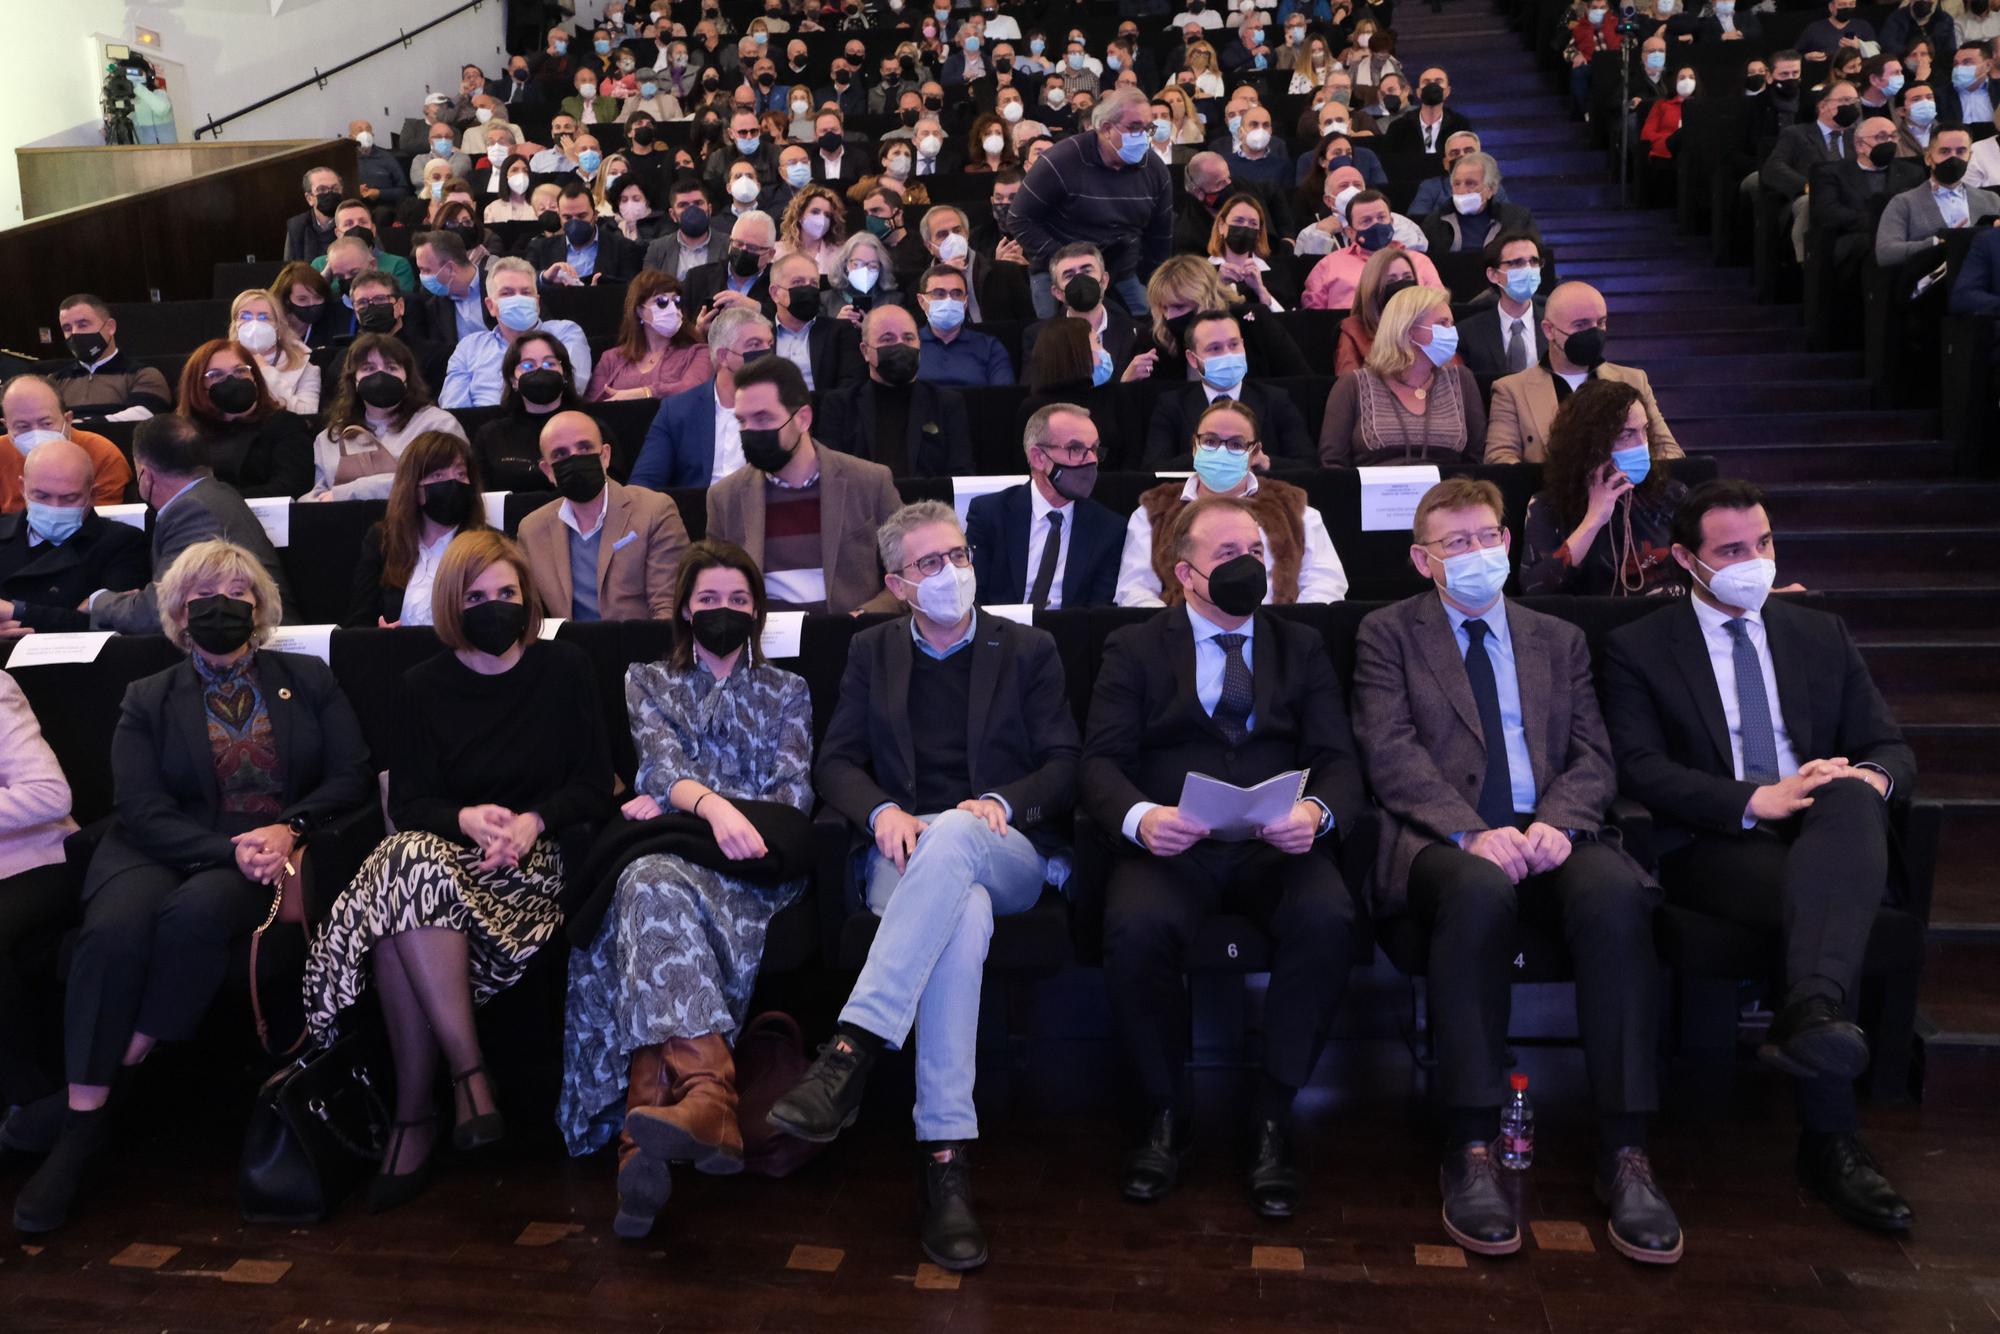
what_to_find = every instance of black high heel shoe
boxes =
[366,1117,435,1214]
[450,1066,505,1152]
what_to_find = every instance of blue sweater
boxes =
[1009,131,1175,280]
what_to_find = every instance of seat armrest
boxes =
[1893,797,1941,926]
[812,804,858,966]
[1607,796,1655,871]
[301,803,386,928]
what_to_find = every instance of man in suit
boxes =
[517,412,689,622]
[767,500,1078,1273]
[1459,231,1550,380]
[681,210,779,318]
[1020,244,1150,377]
[629,308,774,490]
[1946,224,2000,336]
[1811,117,1930,288]
[87,417,298,635]
[1876,127,2000,265]
[642,179,725,282]
[0,439,148,633]
[816,306,972,478]
[1602,479,1918,1234]
[1083,496,1365,1219]
[1143,312,1313,469]
[1354,477,1682,1265]
[1383,67,1476,155]
[1485,282,1683,464]
[704,356,902,616]
[1407,132,1515,219]
[527,184,647,288]
[1417,153,1541,256]
[1942,42,1995,127]
[809,109,860,184]
[284,166,344,264]
[967,403,1123,609]
[1763,81,1859,261]
[918,205,1034,326]
[409,229,495,345]
[768,253,866,394]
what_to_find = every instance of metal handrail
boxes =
[193,0,488,141]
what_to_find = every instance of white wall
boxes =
[0,0,511,230]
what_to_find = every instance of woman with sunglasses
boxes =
[587,272,712,403]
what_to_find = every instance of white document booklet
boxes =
[1176,769,1309,841]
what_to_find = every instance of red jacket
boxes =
[1572,14,1623,58]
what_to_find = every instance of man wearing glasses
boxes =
[965,403,1124,608]
[1760,80,1861,261]
[684,210,779,319]
[1458,232,1550,380]
[770,500,1079,1273]
[1351,476,1681,1266]
[1484,281,1681,465]
[329,269,449,390]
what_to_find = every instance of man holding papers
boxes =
[1351,477,1681,1266]
[1082,495,1365,1221]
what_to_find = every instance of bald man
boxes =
[515,411,689,622]
[0,376,134,512]
[1483,282,1683,465]
[813,305,971,478]
[0,438,149,634]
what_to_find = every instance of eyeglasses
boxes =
[201,367,255,384]
[1494,256,1540,271]
[1422,527,1506,557]
[898,545,974,578]
[1195,433,1256,454]
[516,357,564,373]
[1041,440,1099,462]
[352,295,396,311]
[647,295,681,311]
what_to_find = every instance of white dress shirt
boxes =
[775,320,815,389]
[1119,603,1257,842]
[1114,476,1349,606]
[400,529,455,627]
[710,384,746,483]
[1690,595,1800,787]
[1024,483,1075,608]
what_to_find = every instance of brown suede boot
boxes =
[624,1033,745,1177]
[614,1044,673,1239]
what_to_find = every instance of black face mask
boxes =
[208,375,259,414]
[1867,140,1898,168]
[679,205,710,238]
[1419,82,1446,107]
[563,217,598,248]
[729,246,763,277]
[757,72,777,88]
[357,370,407,409]
[1832,102,1860,127]
[460,599,529,655]
[516,368,568,406]
[819,129,844,153]
[703,73,720,90]
[1196,554,1266,617]
[1164,310,1196,349]
[1224,224,1259,255]
[552,452,607,502]
[995,56,1012,74]
[740,419,797,472]
[313,189,342,216]
[834,69,852,87]
[992,201,1013,234]
[513,67,530,81]
[900,56,917,74]
[1047,459,1098,501]
[67,331,109,363]
[1561,326,1608,368]
[1744,73,1766,93]
[420,478,475,525]
[1381,275,1418,306]
[1380,93,1403,114]
[539,209,563,234]
[923,95,943,111]
[346,225,376,250]
[784,283,822,321]
[1063,274,1103,312]
[632,124,657,146]
[689,606,757,657]
[1773,78,1800,97]
[185,594,258,656]
[1935,156,1970,186]
[356,303,398,334]
[874,342,919,386]
[900,107,921,127]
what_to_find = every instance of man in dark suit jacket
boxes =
[627,308,774,489]
[1142,312,1312,469]
[1020,245,1150,376]
[1765,82,1861,259]
[816,305,972,477]
[1380,70,1476,155]
[524,208,647,289]
[1354,477,1681,1266]
[966,403,1123,609]
[680,209,779,318]
[284,166,344,264]
[0,439,149,632]
[86,417,299,635]
[1809,118,1929,282]
[1602,479,1917,1235]
[1458,230,1550,381]
[1081,495,1365,1220]
[768,252,866,393]
[768,500,1078,1273]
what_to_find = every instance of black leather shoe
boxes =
[0,1091,68,1156]
[1440,1142,1520,1256]
[367,1118,436,1215]
[1120,1108,1191,1203]
[919,1144,989,1271]
[1798,1132,1914,1232]
[1595,1148,1684,1264]
[12,1106,112,1233]
[765,1036,876,1143]
[1246,1118,1303,1219]
[1759,996,1869,1081]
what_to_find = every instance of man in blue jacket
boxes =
[627,308,774,489]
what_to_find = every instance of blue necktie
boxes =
[1462,620,1516,831]
[1725,618,1781,784]
[1212,633,1252,746]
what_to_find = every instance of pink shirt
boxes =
[1301,246,1442,312]
[585,342,713,402]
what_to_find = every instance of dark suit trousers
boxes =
[0,864,74,1104]
[1103,840,1355,1107]
[1409,841,1659,1117]
[65,858,267,1086]
[1659,776,1890,1133]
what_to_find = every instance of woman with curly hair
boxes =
[1520,378,1686,596]
[774,185,847,278]
[964,112,1018,174]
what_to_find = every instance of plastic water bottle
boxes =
[1498,1072,1534,1170]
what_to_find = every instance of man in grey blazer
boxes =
[1351,477,1680,1268]
[89,416,298,635]
[642,179,724,281]
[1875,127,2000,266]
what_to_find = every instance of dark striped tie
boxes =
[1212,633,1252,746]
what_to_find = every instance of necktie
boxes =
[1212,632,1253,746]
[1028,510,1063,608]
[1724,618,1781,784]
[1506,318,1529,373]
[1461,620,1517,831]
[1826,129,1840,159]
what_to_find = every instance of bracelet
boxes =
[693,792,711,816]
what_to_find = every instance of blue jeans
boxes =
[1029,271,1150,325]
[839,810,1046,1142]
[1029,270,1057,319]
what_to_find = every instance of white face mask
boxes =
[1244,127,1271,150]
[982,133,1005,154]
[620,198,649,221]
[792,99,810,115]
[1675,77,1696,97]
[730,175,761,202]
[355,131,375,149]
[1334,184,1362,216]
[918,134,943,157]
[1452,190,1484,214]
[236,318,279,353]
[508,172,531,194]
[475,107,494,124]
[1694,554,1777,612]
[12,428,66,455]
[847,263,880,292]
[802,211,830,239]
[938,231,969,263]
[1000,100,1024,122]
[909,560,977,622]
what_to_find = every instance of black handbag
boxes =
[238,1035,389,1224]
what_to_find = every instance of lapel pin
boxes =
[277,687,293,700]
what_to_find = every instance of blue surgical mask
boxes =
[25,501,85,546]
[1438,543,1509,608]
[1154,117,1172,141]
[1108,52,1122,70]
[1883,73,1905,96]
[1417,321,1459,366]
[1909,98,1938,125]
[1227,113,1243,136]
[1199,350,1247,390]
[966,35,981,52]
[926,296,966,331]
[595,38,612,54]
[1192,442,1249,492]
[736,135,761,155]
[1249,28,1264,44]
[1643,51,1665,74]
[431,139,452,157]
[1030,38,1045,55]
[578,149,603,172]
[1118,129,1150,163]
[420,271,452,298]
[1953,64,1979,91]
[785,161,811,187]
[1502,266,1542,302]
[1068,51,1087,70]
[496,295,541,331]
[640,80,659,98]
[1091,347,1114,386]
[1612,443,1652,483]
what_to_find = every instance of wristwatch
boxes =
[286,813,313,842]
